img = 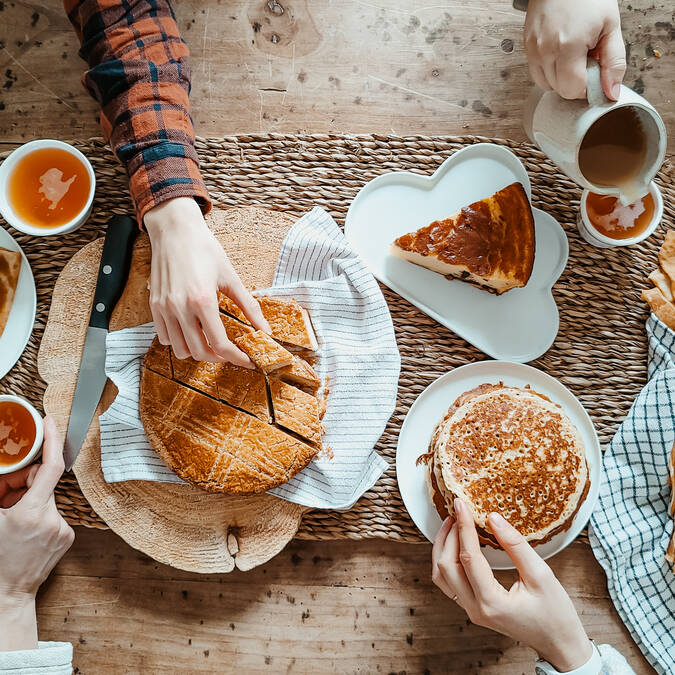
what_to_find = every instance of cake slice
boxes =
[258,296,318,351]
[216,363,271,422]
[276,356,321,394]
[234,330,294,373]
[390,182,535,295]
[268,376,322,448]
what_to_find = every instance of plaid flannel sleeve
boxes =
[63,0,211,225]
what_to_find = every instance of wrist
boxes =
[538,636,594,672]
[144,197,204,237]
[0,591,38,651]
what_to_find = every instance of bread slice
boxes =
[642,287,675,331]
[0,247,22,338]
[390,182,535,295]
[234,330,295,373]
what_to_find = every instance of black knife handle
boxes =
[89,215,138,329]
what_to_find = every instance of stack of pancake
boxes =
[423,383,590,547]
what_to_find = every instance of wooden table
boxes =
[1,1,673,672]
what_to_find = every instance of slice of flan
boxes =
[390,182,535,295]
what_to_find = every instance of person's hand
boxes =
[432,499,593,671]
[523,0,626,101]
[144,197,271,366]
[0,417,75,651]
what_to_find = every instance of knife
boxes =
[64,214,138,471]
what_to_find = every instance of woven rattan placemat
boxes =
[1,134,673,543]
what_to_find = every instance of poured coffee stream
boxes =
[578,107,648,204]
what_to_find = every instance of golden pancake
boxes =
[0,247,21,339]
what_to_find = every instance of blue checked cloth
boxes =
[589,314,675,675]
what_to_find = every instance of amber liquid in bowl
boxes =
[7,148,90,228]
[0,400,36,466]
[586,191,655,240]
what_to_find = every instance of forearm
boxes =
[0,594,38,652]
[63,0,210,223]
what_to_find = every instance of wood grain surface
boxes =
[38,529,653,674]
[1,0,672,672]
[0,0,672,150]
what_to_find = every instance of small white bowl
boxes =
[577,181,663,249]
[0,395,44,475]
[0,139,95,236]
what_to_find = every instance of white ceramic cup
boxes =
[0,139,95,236]
[577,181,663,249]
[523,59,667,202]
[0,394,44,475]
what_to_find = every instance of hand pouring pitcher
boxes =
[523,59,666,205]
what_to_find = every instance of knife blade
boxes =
[64,214,138,471]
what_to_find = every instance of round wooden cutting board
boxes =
[38,206,309,572]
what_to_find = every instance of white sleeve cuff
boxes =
[536,642,636,674]
[0,642,72,674]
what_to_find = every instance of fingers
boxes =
[25,417,65,505]
[596,27,626,100]
[152,308,170,347]
[487,512,550,586]
[1,487,27,508]
[221,263,271,334]
[0,465,36,494]
[164,316,191,360]
[554,43,589,100]
[431,516,454,574]
[454,499,497,595]
[196,299,254,368]
[435,518,476,608]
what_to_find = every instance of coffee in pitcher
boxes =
[578,107,648,203]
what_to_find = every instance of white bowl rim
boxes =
[0,139,96,237]
[579,181,663,247]
[0,394,44,474]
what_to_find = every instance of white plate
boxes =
[396,361,602,570]
[0,227,36,380]
[344,143,569,363]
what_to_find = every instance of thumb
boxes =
[487,512,550,585]
[596,27,626,100]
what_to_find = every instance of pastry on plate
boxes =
[420,383,589,548]
[0,247,22,339]
[390,182,535,294]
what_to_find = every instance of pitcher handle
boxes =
[586,58,608,106]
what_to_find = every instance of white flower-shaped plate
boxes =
[396,361,602,570]
[0,226,36,379]
[344,143,569,363]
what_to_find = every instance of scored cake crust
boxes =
[390,182,535,295]
[140,369,318,495]
[421,383,590,548]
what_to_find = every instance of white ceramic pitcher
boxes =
[523,59,667,204]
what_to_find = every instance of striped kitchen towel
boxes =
[98,206,400,510]
[589,314,675,675]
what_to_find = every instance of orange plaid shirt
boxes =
[64,0,211,224]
